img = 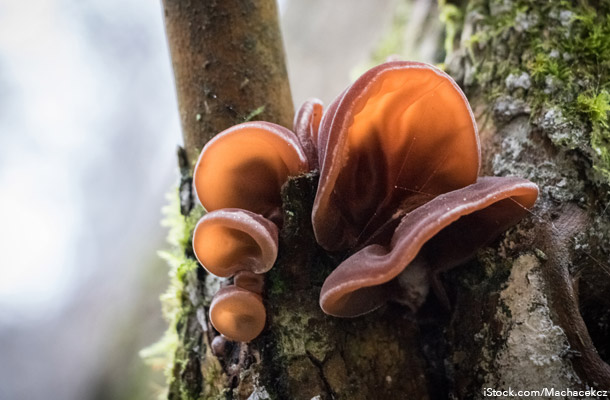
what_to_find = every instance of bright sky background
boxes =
[0,0,181,398]
[0,0,180,321]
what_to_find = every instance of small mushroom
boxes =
[193,121,309,224]
[192,208,278,277]
[293,98,323,169]
[313,61,480,251]
[319,176,539,317]
[209,285,266,342]
[211,335,229,358]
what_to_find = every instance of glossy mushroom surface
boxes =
[209,285,266,342]
[293,98,323,169]
[313,61,480,251]
[192,208,278,277]
[193,121,308,219]
[320,176,539,317]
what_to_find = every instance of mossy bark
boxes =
[158,0,610,399]
[443,0,610,396]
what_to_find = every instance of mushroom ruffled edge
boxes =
[312,61,481,252]
[193,208,278,278]
[320,176,539,317]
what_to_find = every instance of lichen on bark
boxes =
[444,0,610,393]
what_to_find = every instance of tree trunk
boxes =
[155,1,610,399]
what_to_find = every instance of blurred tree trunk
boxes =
[159,0,610,399]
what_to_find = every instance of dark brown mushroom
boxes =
[293,98,323,169]
[319,176,539,317]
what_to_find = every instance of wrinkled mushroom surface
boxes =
[313,61,480,251]
[320,176,539,317]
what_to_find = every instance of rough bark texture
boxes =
[162,0,294,165]
[443,0,610,396]
[156,0,610,399]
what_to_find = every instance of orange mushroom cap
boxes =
[293,98,323,170]
[319,176,538,317]
[312,61,480,251]
[192,208,278,277]
[193,122,309,220]
[209,285,266,342]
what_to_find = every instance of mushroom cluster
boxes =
[311,61,539,317]
[192,122,308,342]
[193,60,539,341]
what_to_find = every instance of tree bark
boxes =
[162,0,294,165]
[158,0,610,399]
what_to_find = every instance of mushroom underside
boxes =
[320,177,538,317]
[192,208,279,277]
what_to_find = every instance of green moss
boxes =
[577,90,610,127]
[201,357,228,400]
[591,123,610,181]
[528,53,570,82]
[577,90,610,179]
[141,190,206,399]
[272,304,333,360]
[458,0,610,184]
[243,105,266,122]
[439,2,464,57]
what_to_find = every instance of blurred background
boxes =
[0,0,439,398]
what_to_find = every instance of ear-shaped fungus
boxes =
[192,208,278,277]
[293,98,323,170]
[193,121,308,222]
[313,61,480,251]
[319,176,539,317]
[193,121,309,342]
[209,285,266,342]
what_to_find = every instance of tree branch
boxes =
[162,0,294,164]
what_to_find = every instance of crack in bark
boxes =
[306,351,336,400]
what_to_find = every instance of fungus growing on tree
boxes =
[209,271,265,342]
[312,61,480,251]
[193,121,309,225]
[209,285,266,342]
[319,177,539,317]
[192,208,278,277]
[192,121,310,342]
[194,60,539,337]
[312,61,539,317]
